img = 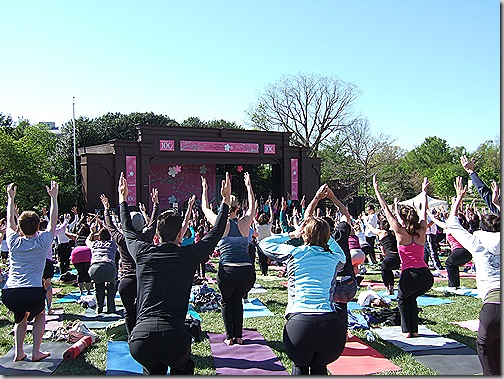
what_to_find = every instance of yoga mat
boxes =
[0,341,70,376]
[413,346,482,375]
[438,269,476,278]
[359,280,386,289]
[54,291,82,304]
[433,286,480,297]
[345,301,363,311]
[249,283,268,294]
[452,319,479,332]
[79,308,124,329]
[208,329,288,375]
[243,298,274,318]
[106,341,144,376]
[373,325,465,352]
[26,308,64,332]
[377,291,453,306]
[327,335,401,375]
[51,287,63,294]
[256,275,281,281]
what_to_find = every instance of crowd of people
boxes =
[0,154,500,375]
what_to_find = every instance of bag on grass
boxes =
[332,276,358,303]
[362,306,401,326]
[184,316,202,339]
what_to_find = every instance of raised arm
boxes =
[491,180,500,211]
[450,176,467,219]
[326,186,351,224]
[6,183,17,234]
[372,175,402,234]
[418,177,429,223]
[304,184,328,218]
[241,172,256,223]
[46,180,59,236]
[200,175,218,226]
[179,195,196,241]
[461,155,499,214]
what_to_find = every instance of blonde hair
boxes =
[303,217,331,252]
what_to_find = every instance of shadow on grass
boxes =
[54,353,104,375]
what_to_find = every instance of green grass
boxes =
[0,255,482,375]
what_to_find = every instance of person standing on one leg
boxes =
[373,176,433,338]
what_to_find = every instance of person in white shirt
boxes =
[364,204,379,263]
[445,177,500,375]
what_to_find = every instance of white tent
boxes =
[399,194,448,212]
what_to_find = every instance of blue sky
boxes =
[0,0,499,152]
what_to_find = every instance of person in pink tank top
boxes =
[372,176,434,338]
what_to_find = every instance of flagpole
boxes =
[73,97,77,186]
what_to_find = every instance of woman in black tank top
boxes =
[365,218,400,295]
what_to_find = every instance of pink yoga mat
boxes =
[359,280,386,288]
[208,329,288,375]
[327,335,401,375]
[452,319,479,332]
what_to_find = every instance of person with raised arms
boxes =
[372,176,433,338]
[2,181,59,362]
[119,171,231,375]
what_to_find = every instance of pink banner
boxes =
[149,163,217,210]
[264,144,276,154]
[125,156,137,206]
[180,140,259,154]
[291,158,298,200]
[159,139,175,151]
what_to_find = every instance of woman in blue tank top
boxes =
[202,172,256,345]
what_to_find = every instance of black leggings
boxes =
[381,251,400,287]
[58,243,72,274]
[397,267,433,333]
[361,245,377,264]
[477,301,500,375]
[73,261,91,283]
[118,275,137,336]
[284,312,346,375]
[129,324,194,375]
[445,248,472,288]
[217,264,255,339]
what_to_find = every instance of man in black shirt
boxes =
[118,172,231,375]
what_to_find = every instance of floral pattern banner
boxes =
[149,163,217,210]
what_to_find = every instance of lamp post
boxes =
[72,97,77,186]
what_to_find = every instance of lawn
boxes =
[0,255,481,375]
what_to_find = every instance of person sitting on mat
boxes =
[2,181,59,362]
[259,183,346,375]
[119,171,231,375]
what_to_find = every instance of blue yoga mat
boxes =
[377,291,453,306]
[106,341,170,375]
[433,286,479,297]
[243,298,274,318]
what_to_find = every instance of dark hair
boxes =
[458,214,470,230]
[98,228,111,241]
[157,210,183,242]
[303,217,331,252]
[379,218,390,231]
[367,204,375,211]
[480,214,500,233]
[398,205,421,237]
[257,212,270,225]
[77,223,91,237]
[18,211,40,236]
[322,216,335,231]
[39,219,49,230]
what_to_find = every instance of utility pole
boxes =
[73,97,77,186]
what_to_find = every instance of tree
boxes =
[247,72,361,157]
[181,117,243,130]
[320,118,397,202]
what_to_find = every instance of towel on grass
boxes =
[452,319,479,332]
[373,325,465,352]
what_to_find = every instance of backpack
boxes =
[362,306,401,326]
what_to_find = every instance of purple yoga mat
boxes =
[208,329,289,375]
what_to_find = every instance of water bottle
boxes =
[365,330,376,342]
